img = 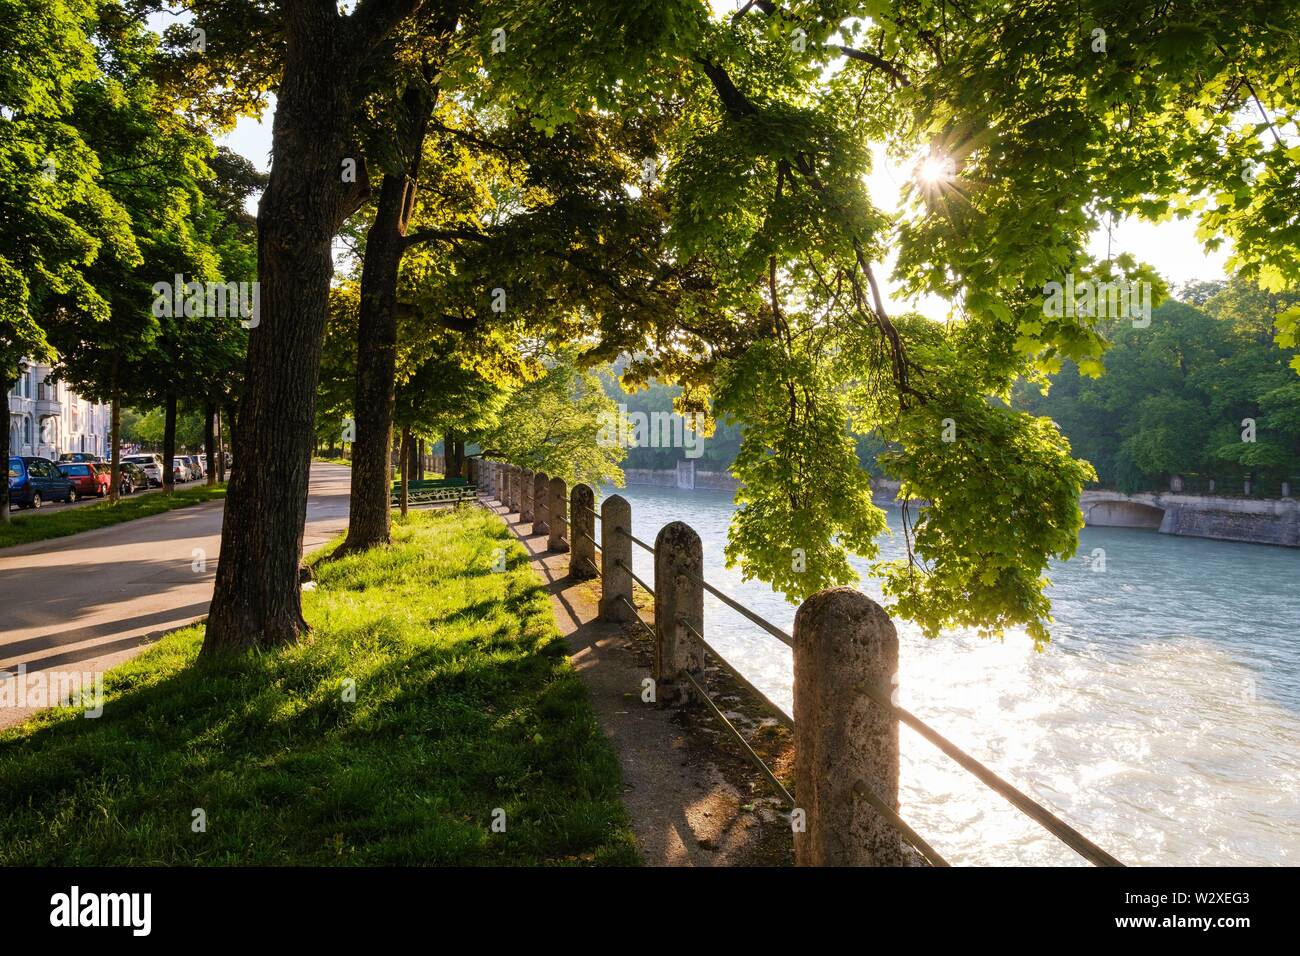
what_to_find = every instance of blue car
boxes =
[8,456,77,509]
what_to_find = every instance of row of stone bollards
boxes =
[473,457,909,867]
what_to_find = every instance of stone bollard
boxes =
[569,484,597,580]
[506,465,518,513]
[653,521,703,705]
[521,469,535,522]
[548,477,569,552]
[533,472,550,536]
[469,457,478,485]
[792,587,904,867]
[599,495,635,622]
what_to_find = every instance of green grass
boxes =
[313,456,352,467]
[0,508,639,866]
[0,483,229,551]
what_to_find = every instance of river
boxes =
[603,483,1300,866]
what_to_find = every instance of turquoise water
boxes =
[603,483,1300,866]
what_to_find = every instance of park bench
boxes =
[390,480,478,508]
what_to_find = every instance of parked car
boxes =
[58,452,102,464]
[201,452,230,476]
[186,455,206,480]
[171,458,193,483]
[109,462,149,496]
[8,456,77,509]
[58,461,110,498]
[122,454,164,487]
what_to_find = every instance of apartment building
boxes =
[7,362,111,460]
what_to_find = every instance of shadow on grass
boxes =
[0,508,638,867]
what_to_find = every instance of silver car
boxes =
[122,454,164,487]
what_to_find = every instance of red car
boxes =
[57,461,110,498]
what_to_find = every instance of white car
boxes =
[122,454,164,487]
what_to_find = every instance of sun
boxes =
[916,154,956,187]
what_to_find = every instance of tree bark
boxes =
[204,401,218,485]
[342,86,435,554]
[162,393,177,495]
[201,5,393,657]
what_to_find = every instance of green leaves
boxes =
[715,338,887,602]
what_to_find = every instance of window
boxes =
[23,416,32,445]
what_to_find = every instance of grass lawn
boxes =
[313,456,352,466]
[0,508,639,865]
[0,483,228,551]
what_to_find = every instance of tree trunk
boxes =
[399,426,410,518]
[218,403,231,481]
[204,401,218,486]
[201,8,379,657]
[162,393,177,496]
[342,91,433,554]
[417,438,425,480]
[1,370,12,524]
[109,378,121,504]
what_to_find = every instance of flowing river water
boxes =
[602,483,1300,866]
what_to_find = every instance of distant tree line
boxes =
[1016,277,1300,496]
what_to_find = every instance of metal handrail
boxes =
[680,618,791,730]
[858,682,1123,867]
[613,557,654,596]
[499,476,1121,867]
[849,779,950,867]
[680,669,795,808]
[617,594,656,640]
[613,526,656,554]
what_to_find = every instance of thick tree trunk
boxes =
[340,173,410,552]
[204,401,218,486]
[109,382,121,504]
[1,370,12,524]
[342,91,433,554]
[201,7,377,657]
[417,438,425,480]
[162,393,177,495]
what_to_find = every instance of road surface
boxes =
[0,463,351,729]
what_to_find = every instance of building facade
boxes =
[7,362,111,460]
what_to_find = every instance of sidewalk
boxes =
[480,493,793,866]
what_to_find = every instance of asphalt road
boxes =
[0,462,351,729]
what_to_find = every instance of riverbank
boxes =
[0,509,638,865]
[606,482,1300,865]
[481,495,794,865]
[623,467,1299,548]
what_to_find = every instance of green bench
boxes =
[390,482,478,508]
